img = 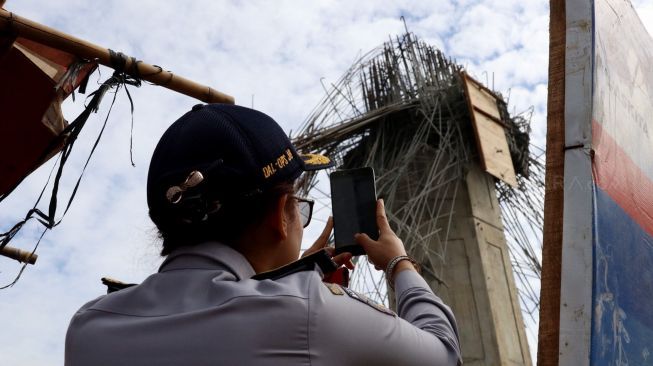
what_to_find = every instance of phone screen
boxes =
[329,167,378,255]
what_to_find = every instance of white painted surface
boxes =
[558,0,594,365]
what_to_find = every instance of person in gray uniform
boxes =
[65,104,462,366]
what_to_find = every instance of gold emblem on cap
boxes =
[303,154,330,165]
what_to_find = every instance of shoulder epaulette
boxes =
[341,286,396,316]
[101,277,137,294]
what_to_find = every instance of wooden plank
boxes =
[473,111,518,186]
[466,81,501,120]
[461,72,517,187]
[537,0,565,365]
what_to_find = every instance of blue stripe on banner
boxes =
[591,187,653,365]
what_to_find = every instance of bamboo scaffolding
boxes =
[0,8,234,104]
[0,245,37,265]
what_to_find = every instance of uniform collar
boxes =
[158,241,256,280]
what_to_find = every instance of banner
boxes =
[555,0,653,364]
[0,35,96,196]
[591,0,653,363]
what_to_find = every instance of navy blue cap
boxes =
[147,104,333,213]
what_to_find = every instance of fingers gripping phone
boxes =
[329,167,378,256]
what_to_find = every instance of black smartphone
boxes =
[329,167,378,256]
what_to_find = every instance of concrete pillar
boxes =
[416,164,532,366]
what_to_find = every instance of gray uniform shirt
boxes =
[65,242,461,365]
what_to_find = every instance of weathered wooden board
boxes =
[473,112,517,186]
[466,80,502,120]
[461,72,517,187]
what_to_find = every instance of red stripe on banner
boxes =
[592,120,653,237]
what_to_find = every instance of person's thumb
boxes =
[331,252,353,268]
[355,233,375,248]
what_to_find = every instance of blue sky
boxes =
[1,1,652,364]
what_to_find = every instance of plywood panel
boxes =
[473,111,518,186]
[462,72,518,187]
[466,81,502,120]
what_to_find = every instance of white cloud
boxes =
[632,0,653,35]
[1,0,652,364]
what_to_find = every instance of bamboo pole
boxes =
[0,245,38,265]
[0,8,235,104]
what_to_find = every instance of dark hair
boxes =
[150,181,295,256]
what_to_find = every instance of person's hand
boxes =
[355,199,408,270]
[302,216,354,270]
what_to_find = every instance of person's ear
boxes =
[269,194,290,240]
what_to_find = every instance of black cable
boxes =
[0,70,142,288]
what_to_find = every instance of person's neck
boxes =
[234,230,294,274]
